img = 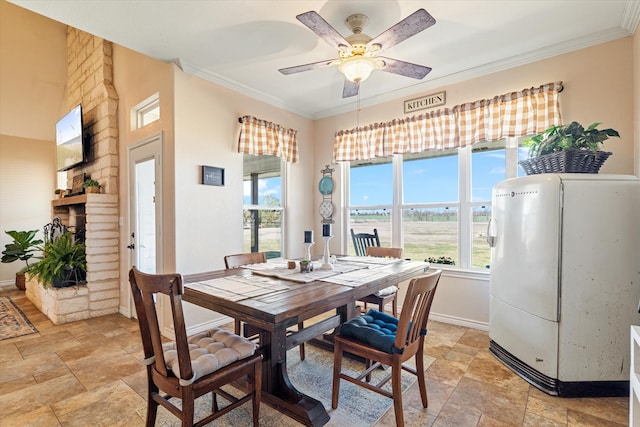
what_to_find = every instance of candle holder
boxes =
[319,235,334,270]
[303,242,314,262]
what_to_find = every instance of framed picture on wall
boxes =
[202,166,224,186]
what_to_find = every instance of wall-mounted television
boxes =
[56,104,85,171]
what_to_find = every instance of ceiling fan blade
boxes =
[296,11,351,49]
[279,59,340,75]
[378,57,432,79]
[367,9,436,51]
[342,79,359,98]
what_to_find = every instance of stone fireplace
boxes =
[26,193,119,325]
[25,29,121,325]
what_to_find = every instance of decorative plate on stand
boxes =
[320,201,334,220]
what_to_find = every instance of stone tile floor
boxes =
[0,287,628,426]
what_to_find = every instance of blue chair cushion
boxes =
[339,309,403,354]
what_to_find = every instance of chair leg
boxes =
[378,301,385,314]
[181,387,195,427]
[365,358,373,383]
[392,296,398,317]
[234,319,242,335]
[416,349,428,408]
[298,322,305,360]
[391,361,405,427]
[211,391,219,412]
[146,374,159,427]
[253,358,262,427]
[332,340,344,409]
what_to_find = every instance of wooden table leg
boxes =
[258,326,330,427]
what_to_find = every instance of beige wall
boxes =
[171,69,316,328]
[0,135,56,281]
[635,22,640,178]
[112,44,175,317]
[0,0,67,140]
[0,1,66,284]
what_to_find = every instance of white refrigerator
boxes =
[488,173,640,396]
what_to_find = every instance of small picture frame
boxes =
[70,173,85,195]
[202,166,224,186]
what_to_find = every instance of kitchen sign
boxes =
[404,91,446,114]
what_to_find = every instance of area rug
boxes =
[153,344,417,426]
[0,296,38,340]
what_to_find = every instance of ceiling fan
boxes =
[279,9,436,98]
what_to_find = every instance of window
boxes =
[243,154,283,258]
[131,93,160,130]
[347,137,527,269]
[348,158,393,254]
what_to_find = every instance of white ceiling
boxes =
[9,0,640,119]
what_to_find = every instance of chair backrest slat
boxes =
[393,269,441,352]
[129,267,193,381]
[224,252,267,269]
[366,246,402,259]
[350,228,381,256]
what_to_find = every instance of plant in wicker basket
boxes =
[520,121,619,174]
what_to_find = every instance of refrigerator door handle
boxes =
[487,217,496,247]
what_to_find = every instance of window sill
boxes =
[428,264,490,281]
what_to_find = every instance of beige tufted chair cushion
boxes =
[163,328,257,384]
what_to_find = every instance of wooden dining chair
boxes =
[224,252,305,360]
[350,228,381,256]
[332,269,442,427]
[358,246,403,316]
[129,267,262,427]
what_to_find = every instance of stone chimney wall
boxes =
[66,27,119,195]
[38,28,121,323]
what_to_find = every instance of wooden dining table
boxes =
[183,257,429,427]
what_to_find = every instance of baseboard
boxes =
[186,316,234,336]
[0,279,16,290]
[118,305,232,338]
[118,305,132,319]
[429,312,489,331]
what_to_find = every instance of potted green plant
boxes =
[520,121,620,174]
[54,188,67,198]
[425,256,456,265]
[1,230,44,290]
[29,232,86,288]
[83,178,101,194]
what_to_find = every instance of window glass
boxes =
[403,149,458,203]
[346,137,520,270]
[132,92,160,130]
[243,154,282,256]
[402,207,458,264]
[243,209,282,258]
[472,205,491,269]
[471,141,505,202]
[350,158,393,206]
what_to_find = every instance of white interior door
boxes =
[128,134,163,274]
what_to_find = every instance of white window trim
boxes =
[131,92,160,130]
[344,137,521,274]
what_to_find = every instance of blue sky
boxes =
[246,148,529,206]
[349,150,521,206]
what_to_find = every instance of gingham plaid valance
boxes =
[238,115,299,163]
[334,82,563,161]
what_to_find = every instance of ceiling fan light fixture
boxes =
[339,55,378,83]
